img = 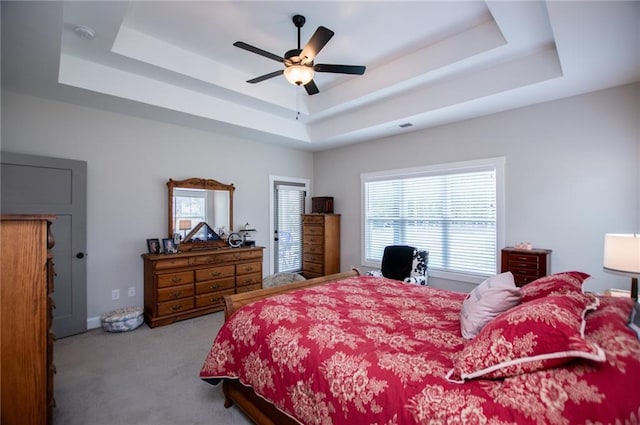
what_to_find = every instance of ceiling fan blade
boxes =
[247,70,284,84]
[304,80,319,95]
[233,41,283,63]
[314,64,366,75]
[300,26,334,62]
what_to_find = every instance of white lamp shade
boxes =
[603,234,640,275]
[284,65,314,86]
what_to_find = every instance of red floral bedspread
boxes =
[200,276,640,424]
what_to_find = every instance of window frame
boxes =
[361,157,505,284]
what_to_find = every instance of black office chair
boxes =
[367,245,428,285]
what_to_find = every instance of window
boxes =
[362,157,504,283]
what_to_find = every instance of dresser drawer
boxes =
[303,226,324,236]
[509,267,540,277]
[303,252,323,264]
[236,271,262,287]
[507,260,540,270]
[196,289,235,309]
[237,261,261,275]
[303,242,323,253]
[155,257,189,270]
[195,265,234,282]
[195,277,235,295]
[304,235,324,245]
[507,254,539,266]
[157,271,194,288]
[302,215,325,225]
[157,284,194,302]
[190,249,262,266]
[157,298,194,316]
[220,249,263,262]
[303,262,324,275]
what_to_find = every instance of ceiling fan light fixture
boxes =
[284,65,314,86]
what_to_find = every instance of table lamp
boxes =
[603,233,640,301]
[178,220,192,239]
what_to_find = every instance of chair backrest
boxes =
[381,245,416,280]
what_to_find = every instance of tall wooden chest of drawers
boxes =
[501,247,552,287]
[302,214,340,279]
[143,246,263,328]
[1,215,56,425]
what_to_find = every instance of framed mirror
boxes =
[167,178,234,250]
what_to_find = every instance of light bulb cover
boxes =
[284,65,314,86]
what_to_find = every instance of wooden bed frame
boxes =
[220,270,360,425]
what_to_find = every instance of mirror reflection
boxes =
[168,178,234,245]
[173,188,230,237]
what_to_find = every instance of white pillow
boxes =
[460,272,522,339]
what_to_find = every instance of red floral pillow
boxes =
[447,291,605,382]
[521,271,590,302]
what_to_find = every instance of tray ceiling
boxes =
[2,1,639,151]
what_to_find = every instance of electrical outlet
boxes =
[128,287,135,297]
[112,289,120,300]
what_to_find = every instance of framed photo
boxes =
[146,238,160,254]
[162,238,176,254]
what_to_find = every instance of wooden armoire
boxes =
[1,215,56,425]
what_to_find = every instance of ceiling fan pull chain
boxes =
[296,86,301,120]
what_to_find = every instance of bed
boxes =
[200,270,640,424]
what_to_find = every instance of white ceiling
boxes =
[2,1,639,151]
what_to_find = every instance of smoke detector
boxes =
[72,25,95,40]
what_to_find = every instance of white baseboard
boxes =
[87,316,102,330]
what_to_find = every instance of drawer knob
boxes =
[210,284,220,290]
[171,304,183,311]
[171,291,183,298]
[211,272,221,277]
[171,276,183,283]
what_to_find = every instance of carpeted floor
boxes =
[53,312,253,425]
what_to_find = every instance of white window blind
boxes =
[275,183,306,273]
[362,158,504,279]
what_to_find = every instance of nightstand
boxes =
[501,247,552,287]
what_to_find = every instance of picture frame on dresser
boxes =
[147,238,161,254]
[162,238,176,254]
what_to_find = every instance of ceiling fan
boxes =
[233,14,366,95]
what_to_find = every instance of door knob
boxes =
[76,252,85,259]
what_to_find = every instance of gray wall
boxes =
[2,84,638,327]
[314,83,640,295]
[1,90,314,327]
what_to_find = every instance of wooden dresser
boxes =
[302,214,340,279]
[1,215,56,425]
[143,246,263,328]
[501,247,552,287]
